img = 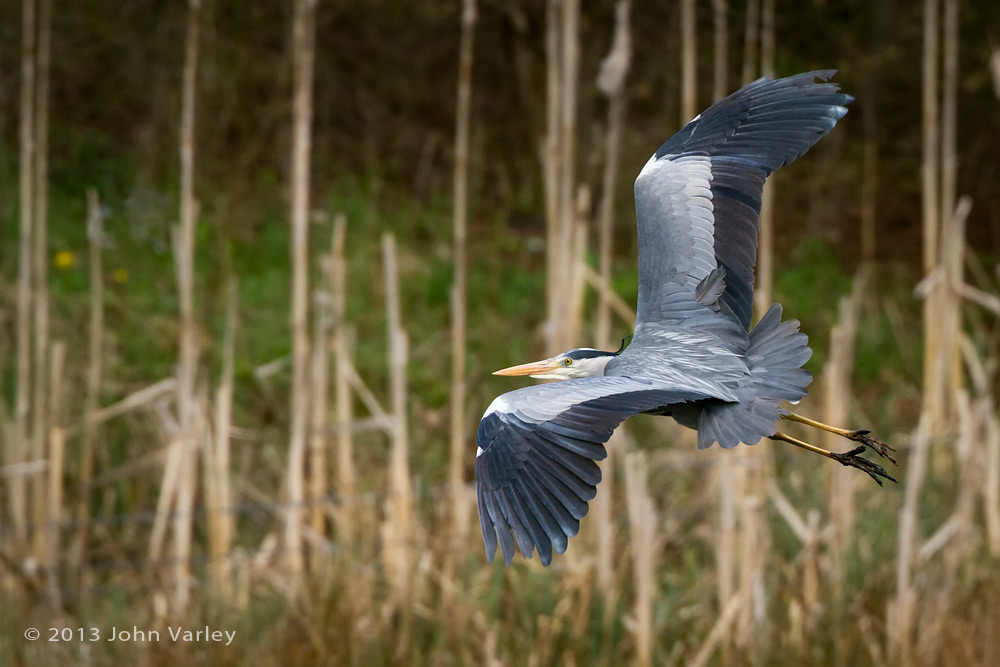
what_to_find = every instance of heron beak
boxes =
[492,359,557,376]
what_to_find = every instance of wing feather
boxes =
[524,457,589,518]
[506,483,553,564]
[476,377,709,565]
[635,70,852,329]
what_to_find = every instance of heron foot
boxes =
[830,445,898,486]
[844,429,897,465]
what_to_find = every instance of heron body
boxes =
[477,71,856,566]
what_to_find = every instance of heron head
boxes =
[493,348,617,380]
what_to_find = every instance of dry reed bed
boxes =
[3,0,1000,665]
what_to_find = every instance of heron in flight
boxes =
[476,71,896,567]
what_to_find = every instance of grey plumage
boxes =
[477,71,852,566]
[639,69,851,329]
[476,378,710,565]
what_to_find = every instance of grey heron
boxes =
[476,71,897,567]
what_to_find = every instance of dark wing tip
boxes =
[474,398,613,567]
[474,381,713,566]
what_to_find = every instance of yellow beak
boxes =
[492,359,558,376]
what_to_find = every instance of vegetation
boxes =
[2,0,1000,665]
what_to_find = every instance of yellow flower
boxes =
[53,251,75,269]
[113,268,129,283]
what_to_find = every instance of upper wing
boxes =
[476,377,710,566]
[634,70,852,330]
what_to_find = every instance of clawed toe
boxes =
[831,445,898,486]
[846,429,898,465]
[770,426,901,487]
[782,413,900,471]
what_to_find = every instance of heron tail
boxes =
[696,303,812,449]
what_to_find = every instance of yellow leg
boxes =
[768,431,897,486]
[781,412,853,437]
[769,431,837,460]
[781,412,897,464]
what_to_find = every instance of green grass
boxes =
[8,160,995,667]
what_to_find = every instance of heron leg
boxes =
[769,431,897,486]
[781,412,897,464]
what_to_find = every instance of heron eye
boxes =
[564,358,572,366]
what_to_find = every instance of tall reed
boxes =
[680,0,697,123]
[449,0,477,539]
[382,234,413,609]
[920,0,942,432]
[594,0,631,598]
[331,214,355,543]
[285,0,318,578]
[712,0,727,102]
[171,0,202,612]
[30,0,52,567]
[73,189,104,589]
[13,0,37,552]
[625,451,656,667]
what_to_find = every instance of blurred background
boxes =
[1,0,999,665]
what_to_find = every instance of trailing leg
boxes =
[769,431,897,486]
[781,412,897,464]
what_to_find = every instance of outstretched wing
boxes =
[634,70,852,330]
[476,377,709,566]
